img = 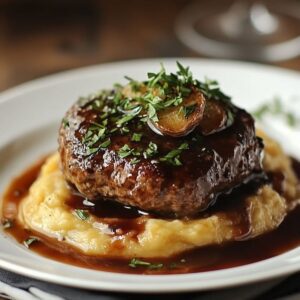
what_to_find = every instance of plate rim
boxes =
[1,58,300,293]
[0,249,299,293]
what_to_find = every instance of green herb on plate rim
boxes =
[252,97,299,127]
[1,219,13,229]
[129,258,163,270]
[24,237,39,248]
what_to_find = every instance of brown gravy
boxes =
[1,157,300,275]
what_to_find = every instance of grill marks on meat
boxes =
[59,101,264,217]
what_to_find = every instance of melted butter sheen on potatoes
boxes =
[18,131,298,258]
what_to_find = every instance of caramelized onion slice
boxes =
[148,90,206,137]
[198,100,231,136]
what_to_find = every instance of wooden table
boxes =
[0,0,299,92]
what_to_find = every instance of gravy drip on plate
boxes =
[1,157,300,275]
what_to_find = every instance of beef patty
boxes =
[59,91,264,217]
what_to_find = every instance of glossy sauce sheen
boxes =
[1,158,300,275]
[60,101,264,218]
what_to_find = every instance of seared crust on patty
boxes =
[58,95,263,217]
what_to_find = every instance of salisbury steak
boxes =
[59,65,263,217]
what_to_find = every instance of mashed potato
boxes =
[18,132,299,258]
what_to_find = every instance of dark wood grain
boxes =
[0,0,299,91]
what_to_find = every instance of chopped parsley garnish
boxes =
[160,142,189,166]
[77,62,231,165]
[182,104,196,118]
[286,112,297,127]
[252,104,269,120]
[176,61,193,84]
[83,123,107,148]
[86,147,100,156]
[1,219,13,229]
[227,109,235,126]
[143,142,158,159]
[147,103,159,122]
[24,237,39,248]
[120,126,130,134]
[99,138,111,149]
[198,78,231,102]
[62,118,69,128]
[116,106,142,126]
[252,97,299,127]
[75,209,89,221]
[147,64,166,88]
[131,133,142,142]
[129,258,163,270]
[118,144,134,158]
[130,158,140,164]
[124,76,141,92]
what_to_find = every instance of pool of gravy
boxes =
[1,157,300,275]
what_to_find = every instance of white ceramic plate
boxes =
[0,58,300,293]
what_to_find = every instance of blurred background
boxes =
[0,0,300,91]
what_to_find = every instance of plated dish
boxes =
[0,59,300,292]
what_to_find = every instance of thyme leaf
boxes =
[75,209,89,221]
[197,78,231,102]
[131,133,143,142]
[252,97,299,127]
[24,237,39,248]
[130,158,140,164]
[1,219,13,229]
[129,258,163,270]
[182,104,196,118]
[118,144,133,158]
[143,142,158,159]
[99,138,111,149]
[78,63,231,166]
[62,118,69,128]
[160,142,189,166]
